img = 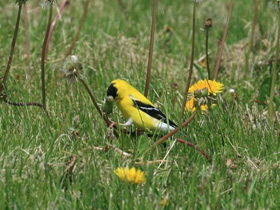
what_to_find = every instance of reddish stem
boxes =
[0,4,22,95]
[65,0,90,58]
[178,138,211,162]
[213,0,234,80]
[3,99,44,108]
[24,4,30,64]
[181,3,196,118]
[45,0,69,60]
[144,0,157,97]
[151,112,197,148]
[41,2,53,109]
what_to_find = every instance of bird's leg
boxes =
[109,121,117,129]
[119,117,133,126]
[109,117,133,129]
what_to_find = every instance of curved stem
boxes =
[0,4,22,95]
[77,76,120,138]
[45,0,69,60]
[213,0,234,80]
[178,138,211,162]
[65,0,90,58]
[3,99,43,108]
[151,111,196,148]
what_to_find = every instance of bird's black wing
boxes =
[132,99,177,128]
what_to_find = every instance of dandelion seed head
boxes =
[229,88,235,93]
[61,55,83,84]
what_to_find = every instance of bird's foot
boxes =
[109,121,117,129]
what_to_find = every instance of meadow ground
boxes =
[0,0,279,209]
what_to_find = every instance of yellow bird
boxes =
[106,79,177,132]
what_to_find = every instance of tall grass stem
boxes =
[213,0,234,80]
[45,0,69,60]
[180,3,196,118]
[268,11,280,123]
[41,2,54,109]
[0,4,23,95]
[144,0,157,97]
[24,4,30,64]
[65,0,90,58]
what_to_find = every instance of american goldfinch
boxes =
[106,79,177,132]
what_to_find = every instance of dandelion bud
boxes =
[201,87,208,97]
[204,18,212,30]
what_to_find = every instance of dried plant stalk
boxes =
[144,0,158,97]
[0,4,23,95]
[213,0,234,80]
[65,0,90,58]
[45,0,69,60]
[24,4,30,64]
[268,9,280,123]
[41,1,54,108]
[181,3,196,118]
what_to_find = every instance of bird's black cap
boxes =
[107,83,118,99]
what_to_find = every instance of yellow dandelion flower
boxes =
[114,167,146,184]
[186,79,223,112]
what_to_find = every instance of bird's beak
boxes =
[107,96,114,102]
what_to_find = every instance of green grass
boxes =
[0,0,279,209]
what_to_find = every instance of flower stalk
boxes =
[65,0,90,58]
[41,0,54,109]
[248,0,259,54]
[45,0,69,60]
[0,3,23,95]
[268,3,280,124]
[24,3,30,64]
[213,0,234,80]
[205,18,212,79]
[144,0,158,97]
[181,2,196,118]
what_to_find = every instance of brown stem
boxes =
[205,28,211,79]
[268,10,280,124]
[41,2,53,109]
[248,0,259,54]
[65,0,90,58]
[77,76,120,138]
[213,0,234,80]
[177,138,211,162]
[180,3,196,118]
[144,0,157,97]
[24,4,30,64]
[0,4,22,95]
[45,0,69,60]
[149,111,197,150]
[3,99,44,108]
